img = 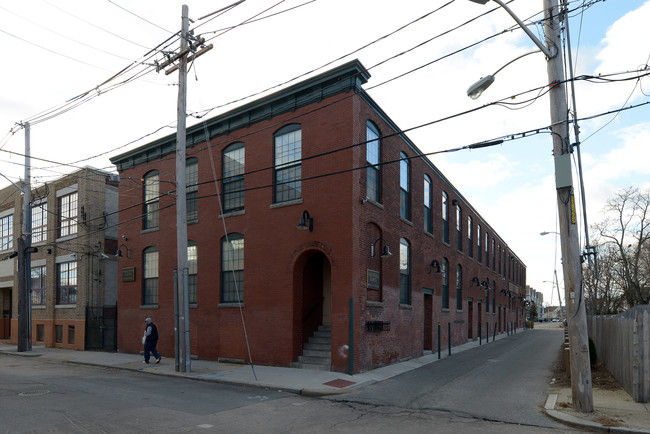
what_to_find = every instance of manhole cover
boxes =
[18,390,50,397]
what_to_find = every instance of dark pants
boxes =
[144,340,160,363]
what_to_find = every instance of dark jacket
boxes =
[144,322,159,343]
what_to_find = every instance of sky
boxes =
[1,0,649,307]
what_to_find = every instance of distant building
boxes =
[110,60,526,373]
[0,167,119,350]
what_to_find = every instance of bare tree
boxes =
[593,187,650,307]
[583,240,625,314]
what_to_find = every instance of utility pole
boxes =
[161,4,214,373]
[17,122,32,352]
[175,4,190,373]
[544,0,593,412]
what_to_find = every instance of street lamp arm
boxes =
[471,0,555,59]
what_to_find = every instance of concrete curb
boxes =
[544,395,650,434]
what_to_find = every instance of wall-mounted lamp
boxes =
[296,210,313,232]
[370,238,392,258]
[472,277,480,287]
[428,260,441,274]
[116,244,131,259]
[452,199,459,206]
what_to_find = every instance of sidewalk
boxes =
[2,328,649,432]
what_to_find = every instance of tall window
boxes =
[222,233,244,303]
[467,216,473,258]
[188,241,198,304]
[274,124,301,203]
[498,245,502,275]
[399,152,410,220]
[56,261,77,305]
[59,192,77,238]
[143,171,160,230]
[31,265,46,305]
[423,175,432,233]
[486,286,490,313]
[0,214,12,251]
[456,204,463,252]
[485,232,489,268]
[492,239,496,271]
[143,247,159,305]
[442,191,449,244]
[399,238,410,305]
[477,224,482,263]
[223,142,245,213]
[32,203,47,243]
[456,265,463,310]
[366,121,381,203]
[492,281,496,313]
[442,258,449,309]
[186,158,198,222]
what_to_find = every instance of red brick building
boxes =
[110,60,526,373]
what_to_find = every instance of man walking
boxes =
[143,317,161,364]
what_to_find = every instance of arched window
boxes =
[399,238,410,305]
[423,175,432,233]
[143,247,159,305]
[221,233,244,303]
[366,121,381,203]
[223,142,245,213]
[143,171,159,230]
[274,124,301,203]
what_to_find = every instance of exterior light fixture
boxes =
[116,244,131,259]
[472,277,480,287]
[428,260,441,274]
[467,75,495,100]
[370,238,392,258]
[540,231,559,236]
[296,210,313,232]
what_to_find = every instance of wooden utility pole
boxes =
[17,122,32,352]
[544,0,593,412]
[175,4,190,373]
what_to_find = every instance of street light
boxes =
[468,0,593,412]
[467,50,540,99]
[540,231,560,236]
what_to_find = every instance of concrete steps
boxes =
[291,326,331,371]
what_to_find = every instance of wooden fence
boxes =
[587,305,650,402]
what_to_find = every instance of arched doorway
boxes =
[293,250,332,367]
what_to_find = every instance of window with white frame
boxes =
[186,158,198,222]
[0,214,12,251]
[424,175,432,233]
[221,233,244,303]
[399,152,410,220]
[223,142,245,213]
[58,192,78,238]
[399,238,410,305]
[56,261,77,305]
[188,241,197,304]
[366,121,381,203]
[467,215,473,258]
[32,203,47,243]
[442,191,449,244]
[143,171,159,230]
[31,265,46,305]
[442,258,449,309]
[274,125,301,203]
[143,247,159,305]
